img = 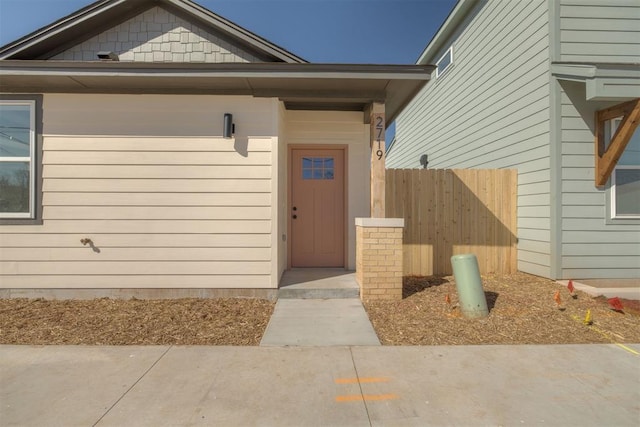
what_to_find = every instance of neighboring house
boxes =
[387,0,640,281]
[0,0,431,297]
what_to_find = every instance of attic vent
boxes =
[97,51,119,61]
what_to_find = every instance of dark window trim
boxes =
[0,94,43,225]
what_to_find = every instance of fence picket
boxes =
[386,169,517,275]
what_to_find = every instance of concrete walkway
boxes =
[260,298,381,346]
[260,268,380,346]
[1,344,638,426]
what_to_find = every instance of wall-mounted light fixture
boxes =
[97,51,119,61]
[419,154,429,169]
[223,113,235,138]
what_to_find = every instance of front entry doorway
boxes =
[290,148,345,267]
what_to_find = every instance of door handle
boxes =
[292,206,297,211]
[292,214,297,219]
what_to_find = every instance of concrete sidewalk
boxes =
[2,344,638,426]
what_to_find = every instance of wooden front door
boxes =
[290,148,345,267]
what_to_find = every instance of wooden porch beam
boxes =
[370,102,386,218]
[595,98,640,187]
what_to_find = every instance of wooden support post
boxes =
[595,98,640,187]
[370,102,385,218]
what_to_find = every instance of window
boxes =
[0,96,42,223]
[435,46,453,79]
[302,157,334,180]
[608,118,640,219]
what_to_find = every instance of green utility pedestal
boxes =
[450,254,489,319]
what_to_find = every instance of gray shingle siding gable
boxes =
[388,0,553,277]
[51,6,260,62]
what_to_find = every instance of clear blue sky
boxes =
[0,0,457,64]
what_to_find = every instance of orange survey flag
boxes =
[554,290,561,307]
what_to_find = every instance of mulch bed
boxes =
[0,298,274,346]
[364,272,640,345]
[1,272,638,346]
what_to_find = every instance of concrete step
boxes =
[278,287,359,299]
[278,268,360,299]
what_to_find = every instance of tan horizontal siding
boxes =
[1,261,271,275]
[0,233,271,247]
[42,179,270,193]
[43,192,271,206]
[44,137,272,152]
[2,94,279,290]
[43,94,275,137]
[44,151,272,165]
[0,220,271,234]
[2,275,269,288]
[43,165,272,179]
[0,247,271,262]
[43,206,271,220]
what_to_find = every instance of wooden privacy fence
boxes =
[386,169,517,276]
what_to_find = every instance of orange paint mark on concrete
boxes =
[335,394,399,403]
[335,377,390,384]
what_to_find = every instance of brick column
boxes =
[355,218,404,301]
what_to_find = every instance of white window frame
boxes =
[435,46,453,79]
[0,100,36,219]
[610,165,640,219]
[607,118,640,219]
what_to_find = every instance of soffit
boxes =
[0,62,433,124]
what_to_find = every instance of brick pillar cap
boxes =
[355,218,404,227]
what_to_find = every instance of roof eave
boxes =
[0,61,433,124]
[416,0,479,65]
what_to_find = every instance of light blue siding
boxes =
[388,0,552,277]
[558,80,640,279]
[560,0,640,63]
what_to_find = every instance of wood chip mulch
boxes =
[0,298,274,346]
[1,273,638,346]
[364,272,640,345]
